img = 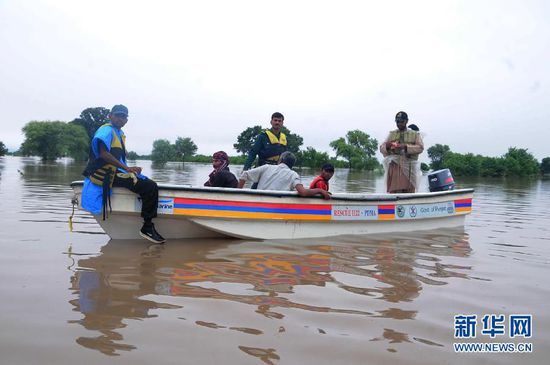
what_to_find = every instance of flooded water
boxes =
[0,156,549,364]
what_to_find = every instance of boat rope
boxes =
[69,194,78,232]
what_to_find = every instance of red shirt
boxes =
[309,175,329,191]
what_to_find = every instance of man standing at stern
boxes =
[244,112,288,168]
[380,111,424,193]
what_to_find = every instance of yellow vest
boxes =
[388,130,419,160]
[264,130,287,162]
[88,125,126,186]
[265,130,287,145]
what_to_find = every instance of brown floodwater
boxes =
[0,156,548,364]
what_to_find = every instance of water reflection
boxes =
[0,157,5,183]
[9,158,102,233]
[69,230,471,355]
[20,157,85,184]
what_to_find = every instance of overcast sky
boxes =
[1,0,548,160]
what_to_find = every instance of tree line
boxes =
[147,126,380,170]
[6,106,550,176]
[427,144,550,177]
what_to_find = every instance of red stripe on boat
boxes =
[173,197,331,211]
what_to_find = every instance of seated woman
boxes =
[204,151,238,188]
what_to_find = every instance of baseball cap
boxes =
[395,111,408,122]
[111,104,129,116]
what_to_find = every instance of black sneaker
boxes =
[139,223,166,244]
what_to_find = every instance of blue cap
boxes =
[111,104,129,116]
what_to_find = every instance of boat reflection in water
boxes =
[69,229,471,357]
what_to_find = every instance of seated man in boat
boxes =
[204,151,238,188]
[238,152,331,199]
[81,104,165,244]
[379,111,424,193]
[309,163,334,191]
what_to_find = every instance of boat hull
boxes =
[70,182,473,240]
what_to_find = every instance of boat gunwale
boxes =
[70,181,474,202]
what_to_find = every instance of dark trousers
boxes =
[112,174,158,222]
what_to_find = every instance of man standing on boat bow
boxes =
[81,104,166,244]
[380,111,424,193]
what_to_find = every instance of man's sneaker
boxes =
[139,223,166,244]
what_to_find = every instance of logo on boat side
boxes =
[409,206,417,217]
[447,202,454,214]
[158,198,174,214]
[396,205,405,218]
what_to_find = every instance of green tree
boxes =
[329,130,378,170]
[297,147,330,168]
[70,107,110,140]
[127,151,139,160]
[21,121,89,160]
[480,156,505,177]
[502,147,539,177]
[329,137,354,167]
[541,157,550,175]
[233,126,263,155]
[151,139,176,164]
[0,141,7,156]
[420,162,430,172]
[281,126,304,154]
[443,152,482,176]
[174,137,198,162]
[436,148,540,177]
[233,125,303,155]
[64,124,91,161]
[427,144,451,171]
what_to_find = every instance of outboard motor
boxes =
[428,168,455,192]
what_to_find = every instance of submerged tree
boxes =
[0,141,7,156]
[541,157,550,175]
[127,151,139,160]
[329,130,378,170]
[70,107,110,140]
[151,139,176,165]
[502,147,539,177]
[297,146,330,168]
[281,126,304,154]
[434,146,540,177]
[21,121,89,160]
[175,137,198,162]
[64,124,92,161]
[233,126,263,155]
[427,144,451,171]
[442,152,483,176]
